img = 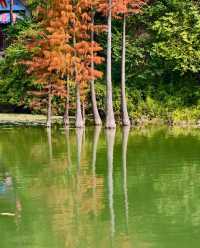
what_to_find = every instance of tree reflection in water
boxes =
[106,129,116,239]
[47,127,53,161]
[44,127,105,247]
[92,126,101,216]
[1,127,200,247]
[122,126,130,231]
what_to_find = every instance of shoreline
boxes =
[0,113,199,128]
[0,114,63,126]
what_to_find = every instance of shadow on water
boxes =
[0,126,200,247]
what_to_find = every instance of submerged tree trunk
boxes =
[106,0,116,129]
[47,85,52,128]
[121,15,130,126]
[91,11,102,126]
[64,83,70,127]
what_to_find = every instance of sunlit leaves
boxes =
[152,2,200,73]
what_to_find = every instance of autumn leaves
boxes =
[24,0,145,128]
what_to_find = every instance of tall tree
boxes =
[98,0,127,128]
[90,9,102,126]
[121,6,130,126]
[73,22,84,128]
[71,0,90,128]
[118,0,145,126]
[25,0,73,127]
[71,0,104,127]
[105,0,116,128]
[86,0,107,126]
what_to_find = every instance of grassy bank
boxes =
[0,113,200,128]
[0,114,63,126]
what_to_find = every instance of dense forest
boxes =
[0,0,200,127]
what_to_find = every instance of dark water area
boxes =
[0,126,200,248]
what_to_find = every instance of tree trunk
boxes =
[10,0,13,25]
[106,0,116,129]
[64,83,70,127]
[82,101,86,125]
[121,15,130,126]
[90,79,102,125]
[46,85,52,128]
[91,11,102,126]
[73,31,84,128]
[76,83,84,128]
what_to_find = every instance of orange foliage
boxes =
[68,0,105,103]
[24,0,105,111]
[98,0,146,17]
[24,0,74,110]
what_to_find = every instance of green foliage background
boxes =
[0,0,200,123]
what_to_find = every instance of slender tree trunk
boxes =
[47,85,52,128]
[64,82,70,127]
[73,32,84,128]
[10,0,14,25]
[82,101,86,125]
[121,15,130,126]
[106,0,116,129]
[91,11,102,126]
[76,83,84,128]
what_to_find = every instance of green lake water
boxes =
[0,126,200,248]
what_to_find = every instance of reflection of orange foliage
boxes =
[30,154,105,247]
[114,233,151,248]
[49,172,104,248]
[115,234,132,248]
[77,174,104,215]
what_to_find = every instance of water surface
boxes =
[0,126,200,248]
